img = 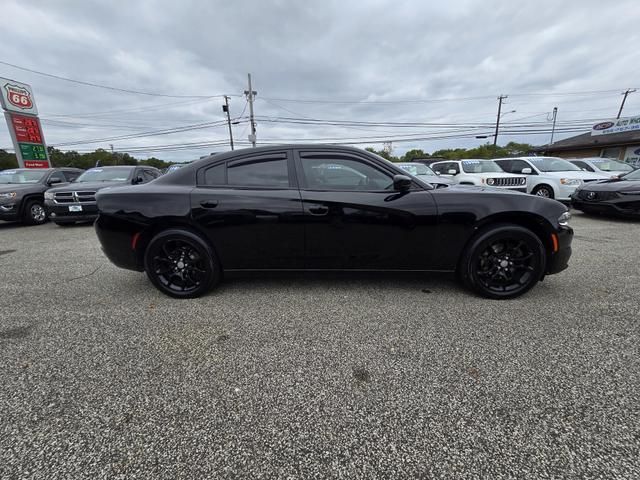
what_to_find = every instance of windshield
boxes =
[589,159,634,172]
[622,169,640,180]
[398,164,434,176]
[528,157,581,172]
[0,169,47,184]
[76,167,133,182]
[461,160,503,173]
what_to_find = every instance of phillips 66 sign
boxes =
[0,77,50,168]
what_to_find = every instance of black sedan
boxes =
[95,145,573,299]
[571,168,640,218]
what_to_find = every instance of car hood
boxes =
[446,184,526,195]
[0,183,44,194]
[47,181,129,193]
[416,174,454,185]
[539,171,609,180]
[578,178,640,192]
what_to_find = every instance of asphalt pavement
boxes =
[0,213,638,479]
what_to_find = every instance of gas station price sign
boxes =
[11,113,44,144]
[0,77,51,168]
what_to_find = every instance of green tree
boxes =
[0,149,18,170]
[401,149,429,162]
[365,147,399,162]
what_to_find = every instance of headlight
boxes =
[486,178,495,186]
[0,192,17,199]
[558,211,571,226]
[44,191,55,200]
[560,178,581,186]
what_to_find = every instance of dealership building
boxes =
[538,116,640,165]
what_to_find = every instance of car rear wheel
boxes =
[144,229,220,298]
[532,184,554,199]
[23,199,47,225]
[459,224,546,299]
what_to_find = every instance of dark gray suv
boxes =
[0,168,83,225]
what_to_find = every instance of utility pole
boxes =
[244,73,257,147]
[549,107,558,145]
[494,95,507,146]
[222,95,234,150]
[617,89,636,119]
[110,143,115,165]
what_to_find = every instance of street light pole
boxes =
[493,95,507,146]
[222,95,234,151]
[549,107,558,145]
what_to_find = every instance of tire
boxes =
[22,199,47,225]
[532,184,554,199]
[143,229,220,298]
[458,224,546,299]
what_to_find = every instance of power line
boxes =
[0,60,232,98]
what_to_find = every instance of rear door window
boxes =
[200,153,291,188]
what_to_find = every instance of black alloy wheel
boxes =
[460,224,545,299]
[144,229,220,298]
[533,185,554,199]
[23,199,47,225]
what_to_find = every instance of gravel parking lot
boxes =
[1,213,638,479]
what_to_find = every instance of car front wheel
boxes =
[532,184,554,199]
[144,229,220,298]
[459,224,546,299]
[23,199,47,225]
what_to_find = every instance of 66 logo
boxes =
[4,83,33,109]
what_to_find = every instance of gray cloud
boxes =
[1,0,639,160]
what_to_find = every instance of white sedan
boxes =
[568,157,635,178]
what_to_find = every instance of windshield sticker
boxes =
[0,170,16,175]
[462,160,480,164]
[88,168,103,172]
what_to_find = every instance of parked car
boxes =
[95,145,573,300]
[45,165,161,225]
[571,168,640,217]
[0,168,83,225]
[396,162,454,186]
[408,157,448,166]
[430,159,527,192]
[568,157,634,177]
[164,163,191,174]
[494,157,609,201]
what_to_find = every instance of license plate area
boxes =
[68,205,83,212]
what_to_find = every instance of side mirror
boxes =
[447,169,457,175]
[521,167,532,174]
[133,175,144,185]
[393,174,412,191]
[49,178,62,185]
[435,171,441,176]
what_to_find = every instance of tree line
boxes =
[366,141,534,162]
[0,147,175,171]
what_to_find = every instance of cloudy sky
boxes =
[1,0,639,161]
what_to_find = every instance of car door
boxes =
[190,150,305,270]
[294,149,439,270]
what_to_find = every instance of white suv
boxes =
[494,156,609,201]
[430,159,527,192]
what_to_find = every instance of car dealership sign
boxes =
[591,115,640,136]
[0,77,50,168]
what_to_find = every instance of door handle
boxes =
[308,205,329,216]
[200,200,218,208]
